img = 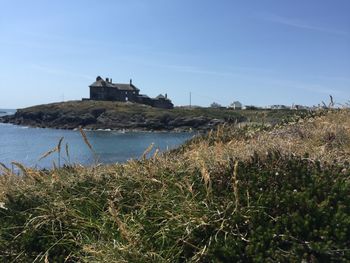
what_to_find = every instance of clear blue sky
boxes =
[0,0,349,108]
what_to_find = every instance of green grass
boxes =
[16,100,304,125]
[0,109,349,262]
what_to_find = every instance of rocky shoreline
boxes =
[0,113,224,132]
[0,101,238,132]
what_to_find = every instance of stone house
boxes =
[89,76,173,109]
[89,76,140,102]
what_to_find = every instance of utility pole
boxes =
[189,92,192,108]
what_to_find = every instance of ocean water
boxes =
[0,109,16,117]
[0,110,194,169]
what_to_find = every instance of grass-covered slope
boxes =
[0,110,349,262]
[0,100,303,131]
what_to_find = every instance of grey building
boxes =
[89,76,173,109]
[89,76,140,102]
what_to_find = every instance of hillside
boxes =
[0,109,349,262]
[0,100,302,131]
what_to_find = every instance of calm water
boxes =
[0,110,193,169]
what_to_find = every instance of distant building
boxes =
[90,76,140,101]
[88,76,173,109]
[152,94,173,109]
[229,101,242,110]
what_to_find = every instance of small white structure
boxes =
[229,101,243,110]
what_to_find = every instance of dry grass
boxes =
[0,109,349,262]
[183,109,350,171]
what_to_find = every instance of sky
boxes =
[0,0,349,108]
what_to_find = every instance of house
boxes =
[88,76,174,109]
[153,94,173,109]
[89,76,140,102]
[229,101,242,110]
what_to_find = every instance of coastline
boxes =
[0,119,201,133]
[0,100,233,132]
[0,100,302,132]
[0,122,196,133]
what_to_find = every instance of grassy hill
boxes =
[1,100,304,131]
[0,109,349,262]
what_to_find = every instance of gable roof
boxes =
[155,94,172,101]
[114,83,140,91]
[155,94,166,100]
[138,94,151,98]
[89,78,139,91]
[89,80,114,88]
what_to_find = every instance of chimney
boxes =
[110,78,112,83]
[106,77,109,82]
[165,93,167,99]
[130,79,132,85]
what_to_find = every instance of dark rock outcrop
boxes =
[0,101,246,131]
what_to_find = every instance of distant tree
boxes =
[210,102,222,108]
[245,105,259,110]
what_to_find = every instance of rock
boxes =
[90,108,106,118]
[0,101,236,131]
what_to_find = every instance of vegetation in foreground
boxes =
[0,109,349,262]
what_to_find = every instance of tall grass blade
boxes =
[65,143,71,164]
[11,161,27,175]
[57,137,64,168]
[0,162,10,173]
[57,137,64,153]
[232,161,240,211]
[79,127,99,165]
[329,95,334,108]
[152,148,159,160]
[79,128,93,151]
[142,143,154,160]
[38,147,58,162]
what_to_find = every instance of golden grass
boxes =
[183,109,350,169]
[0,109,349,262]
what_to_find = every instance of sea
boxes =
[0,109,194,170]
